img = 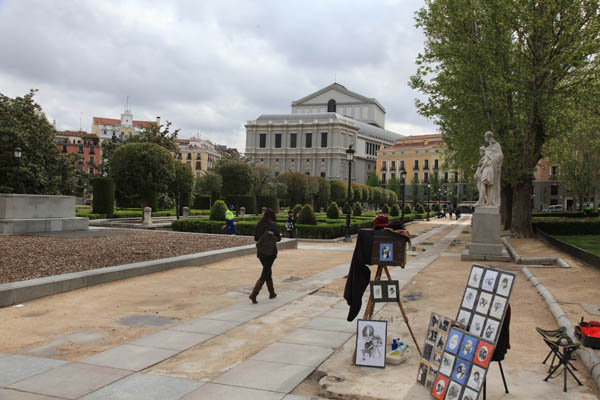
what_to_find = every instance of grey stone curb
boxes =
[502,237,569,267]
[0,239,297,308]
[522,267,600,391]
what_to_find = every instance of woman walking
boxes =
[250,208,281,303]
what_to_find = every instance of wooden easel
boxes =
[362,264,422,356]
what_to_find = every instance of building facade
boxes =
[92,109,155,142]
[245,83,402,184]
[55,131,101,175]
[174,137,221,178]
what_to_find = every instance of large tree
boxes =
[277,172,309,206]
[0,90,81,194]
[125,120,178,152]
[111,142,175,208]
[194,173,222,204]
[170,161,194,218]
[411,0,600,237]
[216,161,254,197]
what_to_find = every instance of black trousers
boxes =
[258,255,277,280]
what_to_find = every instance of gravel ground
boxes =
[0,230,255,284]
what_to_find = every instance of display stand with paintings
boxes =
[429,265,515,400]
[354,319,387,368]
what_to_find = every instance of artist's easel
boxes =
[361,264,422,356]
[482,361,509,399]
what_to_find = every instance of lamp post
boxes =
[427,183,431,221]
[343,144,355,243]
[13,147,22,193]
[400,169,407,223]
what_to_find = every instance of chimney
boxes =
[156,116,161,126]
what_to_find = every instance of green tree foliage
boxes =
[544,109,600,210]
[125,120,178,152]
[217,161,254,197]
[390,204,400,217]
[194,173,222,205]
[327,202,340,219]
[353,202,363,216]
[210,199,228,221]
[373,187,385,207]
[367,186,375,204]
[252,164,276,197]
[277,172,309,206]
[387,175,402,196]
[411,178,420,205]
[415,203,425,214]
[386,189,398,205]
[111,143,175,208]
[360,185,370,204]
[293,204,303,217]
[92,177,115,217]
[314,176,331,210]
[404,204,412,215]
[382,203,391,214]
[297,204,317,225]
[351,182,363,203]
[366,172,380,187]
[170,161,194,218]
[411,0,600,237]
[0,90,81,194]
[329,179,347,204]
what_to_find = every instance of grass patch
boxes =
[553,235,600,256]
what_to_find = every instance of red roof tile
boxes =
[55,131,99,139]
[93,117,154,127]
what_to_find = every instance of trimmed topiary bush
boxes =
[390,204,400,217]
[382,204,390,214]
[414,203,425,214]
[342,201,352,215]
[353,202,363,216]
[297,204,317,225]
[210,200,228,221]
[327,202,340,219]
[293,204,303,217]
[432,204,440,212]
[92,177,115,217]
[404,204,412,214]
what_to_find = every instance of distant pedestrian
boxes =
[285,209,296,238]
[584,204,592,218]
[225,204,236,234]
[250,208,281,303]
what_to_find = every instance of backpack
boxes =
[256,230,277,257]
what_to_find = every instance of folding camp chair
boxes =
[540,334,583,392]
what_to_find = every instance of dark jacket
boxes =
[343,229,374,321]
[254,222,281,257]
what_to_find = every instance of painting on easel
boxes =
[355,319,387,368]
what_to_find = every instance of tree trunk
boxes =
[175,194,180,220]
[511,180,534,238]
[501,183,512,230]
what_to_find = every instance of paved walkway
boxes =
[0,220,467,400]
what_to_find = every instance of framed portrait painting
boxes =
[355,319,387,368]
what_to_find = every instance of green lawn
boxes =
[554,235,600,256]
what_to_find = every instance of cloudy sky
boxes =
[0,0,436,151]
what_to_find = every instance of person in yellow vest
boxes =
[225,204,236,234]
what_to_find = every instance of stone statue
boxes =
[474,131,503,207]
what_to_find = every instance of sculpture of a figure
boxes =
[474,131,503,207]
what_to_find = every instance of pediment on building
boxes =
[292,83,385,112]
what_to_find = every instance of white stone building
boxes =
[245,83,403,184]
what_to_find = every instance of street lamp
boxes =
[400,169,407,224]
[343,144,355,243]
[427,183,431,221]
[13,147,22,193]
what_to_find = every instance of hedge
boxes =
[211,200,228,221]
[193,195,211,210]
[532,217,600,235]
[327,202,340,219]
[92,177,115,217]
[532,211,599,219]
[225,195,257,215]
[257,196,280,214]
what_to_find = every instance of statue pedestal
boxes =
[461,206,510,262]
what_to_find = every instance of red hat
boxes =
[373,214,390,228]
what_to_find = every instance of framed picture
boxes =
[461,387,479,400]
[431,351,442,370]
[474,340,493,368]
[481,269,498,292]
[469,314,486,337]
[459,335,478,361]
[468,265,484,289]
[475,292,493,315]
[417,361,429,384]
[430,313,440,329]
[432,374,449,400]
[426,368,436,390]
[439,352,455,376]
[370,231,407,267]
[440,318,451,332]
[457,309,471,327]
[355,319,387,368]
[489,295,507,320]
[461,288,477,310]
[423,342,434,362]
[445,329,463,354]
[452,358,470,385]
[496,273,514,297]
[369,280,400,303]
[483,318,500,342]
[467,365,485,391]
[446,380,462,400]
[435,334,446,353]
[427,329,438,343]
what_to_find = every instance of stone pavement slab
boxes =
[283,395,326,400]
[200,308,265,322]
[181,383,284,400]
[8,362,132,399]
[317,308,347,319]
[80,372,204,400]
[0,355,67,386]
[0,352,10,359]
[213,359,313,393]
[131,330,214,351]
[171,318,241,335]
[250,342,333,367]
[300,317,355,333]
[279,328,353,349]
[0,389,64,400]
[80,344,178,371]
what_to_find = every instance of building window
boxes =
[424,159,429,169]
[305,171,310,175]
[391,173,396,180]
[275,158,279,162]
[382,160,387,170]
[78,145,84,154]
[259,134,266,148]
[414,172,419,182]
[551,165,558,177]
[414,160,419,169]
[62,145,67,153]
[274,171,279,177]
[400,160,405,170]
[290,133,297,148]
[89,156,95,165]
[89,146,95,154]
[321,132,327,147]
[305,132,312,148]
[382,173,386,184]
[187,153,192,160]
[444,172,449,183]
[551,185,558,195]
[327,99,336,112]
[275,133,282,148]
[424,172,429,182]
[196,161,201,170]
[454,172,459,181]
[434,159,439,169]
[391,161,396,170]
[320,172,326,177]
